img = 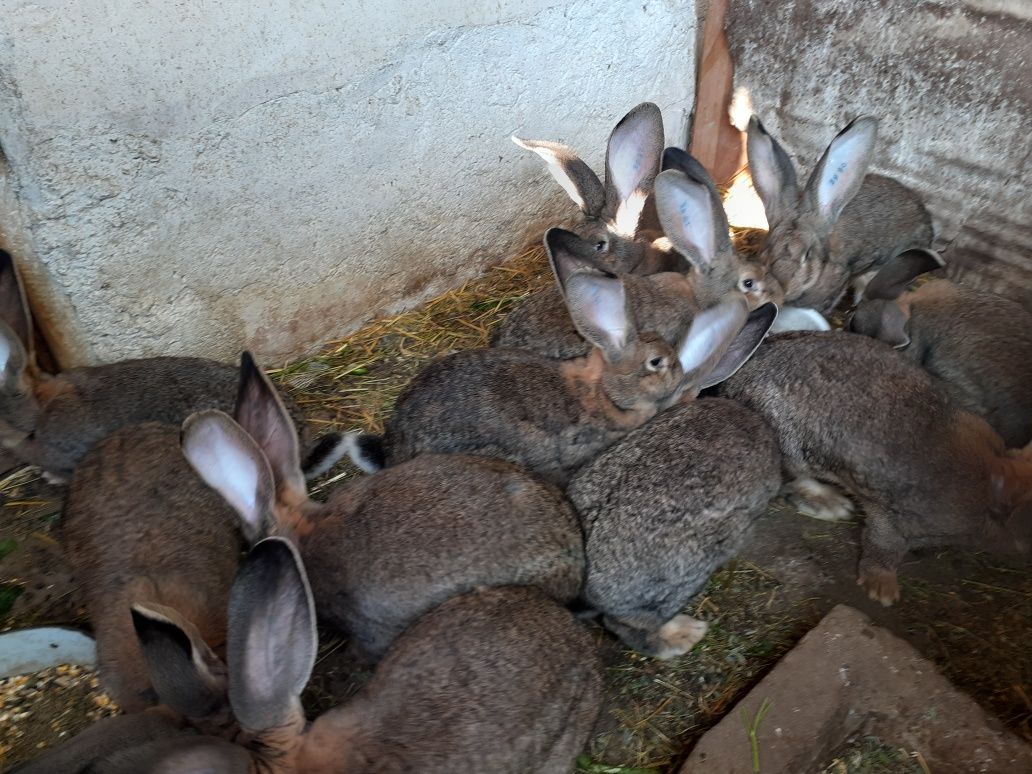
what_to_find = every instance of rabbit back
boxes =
[302,586,602,774]
[568,399,780,650]
[304,453,585,658]
[61,422,244,711]
[905,281,1032,447]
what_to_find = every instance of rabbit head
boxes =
[514,102,679,275]
[848,248,945,347]
[0,250,42,447]
[656,149,784,310]
[747,115,879,310]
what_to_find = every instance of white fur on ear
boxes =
[565,273,632,356]
[769,306,831,333]
[182,413,267,535]
[512,135,588,212]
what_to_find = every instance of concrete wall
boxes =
[0,0,696,366]
[728,0,1032,299]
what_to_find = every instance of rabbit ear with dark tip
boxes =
[563,271,637,364]
[604,102,664,233]
[512,136,606,216]
[864,248,944,300]
[131,604,227,720]
[543,227,613,295]
[227,537,316,733]
[235,352,306,504]
[654,168,733,274]
[181,410,276,543]
[802,116,879,228]
[746,116,799,226]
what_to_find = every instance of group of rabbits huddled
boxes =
[7,101,1032,773]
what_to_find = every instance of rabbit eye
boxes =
[595,240,607,252]
[741,277,755,291]
[647,356,666,371]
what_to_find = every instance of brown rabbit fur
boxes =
[297,586,603,774]
[567,398,781,658]
[181,355,585,660]
[718,331,1032,606]
[747,116,933,313]
[364,240,775,486]
[850,249,1032,448]
[0,250,331,483]
[58,353,296,713]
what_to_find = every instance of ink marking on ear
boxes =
[678,199,691,229]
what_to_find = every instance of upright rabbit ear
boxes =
[131,604,226,720]
[802,116,879,228]
[676,295,750,388]
[512,136,606,216]
[235,352,306,506]
[654,168,732,275]
[863,248,944,300]
[746,116,799,226]
[696,302,778,389]
[181,410,275,543]
[563,270,636,364]
[0,321,29,391]
[543,227,611,295]
[0,250,34,362]
[227,537,316,732]
[604,102,664,234]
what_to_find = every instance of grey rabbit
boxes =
[746,115,933,313]
[718,330,1032,606]
[20,542,603,773]
[348,229,779,486]
[181,353,584,659]
[58,352,282,712]
[0,249,340,483]
[849,248,1032,448]
[567,398,781,658]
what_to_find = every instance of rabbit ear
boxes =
[802,116,879,227]
[564,271,636,363]
[864,248,944,300]
[654,168,732,274]
[512,136,605,216]
[131,604,226,720]
[0,321,29,389]
[543,227,612,295]
[849,299,912,349]
[697,302,778,389]
[676,295,750,387]
[227,537,316,732]
[234,352,306,505]
[604,102,664,233]
[181,410,275,543]
[746,116,800,226]
[0,250,34,363]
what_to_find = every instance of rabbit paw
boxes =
[654,615,708,659]
[785,478,854,522]
[857,568,900,607]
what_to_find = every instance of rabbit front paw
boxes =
[785,477,854,522]
[857,567,900,606]
[654,614,709,659]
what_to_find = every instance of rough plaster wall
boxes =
[0,0,696,366]
[728,0,1032,299]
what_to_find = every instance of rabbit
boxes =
[512,101,681,276]
[491,147,783,359]
[849,248,1032,448]
[17,541,603,774]
[180,352,584,660]
[57,352,286,713]
[746,115,933,314]
[717,330,1032,606]
[0,249,341,483]
[348,233,779,486]
[566,398,781,658]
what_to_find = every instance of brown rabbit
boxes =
[350,234,778,486]
[17,539,602,774]
[57,352,285,712]
[181,354,584,660]
[567,398,781,658]
[849,248,1032,448]
[718,330,1032,606]
[746,116,933,313]
[0,249,337,482]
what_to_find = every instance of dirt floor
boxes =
[1,245,1030,772]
